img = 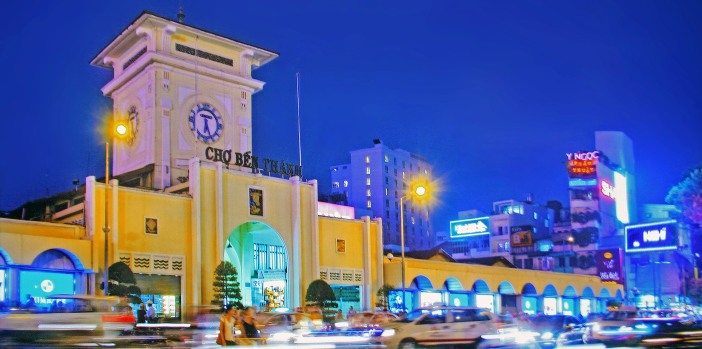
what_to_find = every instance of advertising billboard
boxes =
[510,225,535,254]
[625,220,677,253]
[595,249,624,284]
[19,270,75,305]
[566,151,599,179]
[450,217,490,238]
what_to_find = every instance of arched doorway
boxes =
[20,249,85,311]
[225,221,288,311]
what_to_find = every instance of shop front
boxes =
[135,274,182,319]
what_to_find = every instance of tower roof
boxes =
[90,11,278,69]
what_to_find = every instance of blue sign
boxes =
[450,217,490,238]
[625,220,678,253]
[19,270,75,304]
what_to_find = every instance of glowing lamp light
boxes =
[415,186,426,196]
[115,122,128,136]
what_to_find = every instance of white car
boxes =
[375,306,497,349]
[0,295,136,344]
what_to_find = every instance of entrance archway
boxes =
[225,221,288,310]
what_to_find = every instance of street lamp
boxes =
[103,121,128,296]
[400,184,428,312]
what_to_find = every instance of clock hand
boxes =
[200,113,214,137]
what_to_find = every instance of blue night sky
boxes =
[1,1,701,233]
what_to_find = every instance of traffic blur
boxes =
[6,300,702,348]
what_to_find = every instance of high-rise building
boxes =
[330,140,433,252]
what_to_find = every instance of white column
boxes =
[85,176,96,239]
[309,180,320,280]
[290,176,302,308]
[362,216,372,311]
[216,162,224,257]
[189,158,202,305]
[110,179,119,265]
[374,217,384,295]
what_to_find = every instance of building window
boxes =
[367,189,372,197]
[366,167,371,174]
[411,217,415,224]
[534,212,538,219]
[385,188,389,195]
[384,155,389,163]
[333,181,340,188]
[385,166,388,173]
[385,177,389,184]
[386,199,390,206]
[402,171,406,179]
[367,200,372,208]
[366,178,371,185]
[394,169,398,176]
[515,259,523,268]
[525,259,534,269]
[365,156,370,164]
[402,161,406,168]
[343,180,348,187]
[544,219,549,227]
[386,211,390,218]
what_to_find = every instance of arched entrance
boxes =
[225,221,288,311]
[20,249,86,310]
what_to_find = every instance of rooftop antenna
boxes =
[177,3,185,23]
[296,72,303,169]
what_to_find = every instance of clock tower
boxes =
[91,11,277,189]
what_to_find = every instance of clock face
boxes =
[189,103,223,143]
[126,105,139,146]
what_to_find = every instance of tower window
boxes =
[366,167,371,174]
[365,156,370,164]
[367,200,372,208]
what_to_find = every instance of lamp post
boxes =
[400,185,427,313]
[103,122,128,296]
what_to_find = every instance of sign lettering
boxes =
[449,217,490,238]
[205,147,302,178]
[601,180,616,199]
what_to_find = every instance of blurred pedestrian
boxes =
[347,305,357,318]
[137,303,147,323]
[335,308,344,321]
[146,301,157,323]
[217,304,239,346]
[239,306,261,345]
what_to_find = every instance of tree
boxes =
[100,262,141,301]
[376,284,394,310]
[305,279,338,321]
[211,261,243,309]
[666,167,702,225]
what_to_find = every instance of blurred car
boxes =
[0,295,135,344]
[374,306,496,349]
[344,311,399,329]
[637,317,702,348]
[527,314,585,348]
[584,305,647,347]
[255,311,303,343]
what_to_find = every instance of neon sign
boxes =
[600,180,615,199]
[566,151,599,178]
[450,217,490,238]
[625,220,677,253]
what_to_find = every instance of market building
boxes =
[0,11,622,318]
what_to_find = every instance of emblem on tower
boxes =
[189,103,223,143]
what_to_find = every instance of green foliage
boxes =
[376,284,394,310]
[101,262,141,300]
[666,167,702,225]
[211,261,243,309]
[305,279,338,310]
